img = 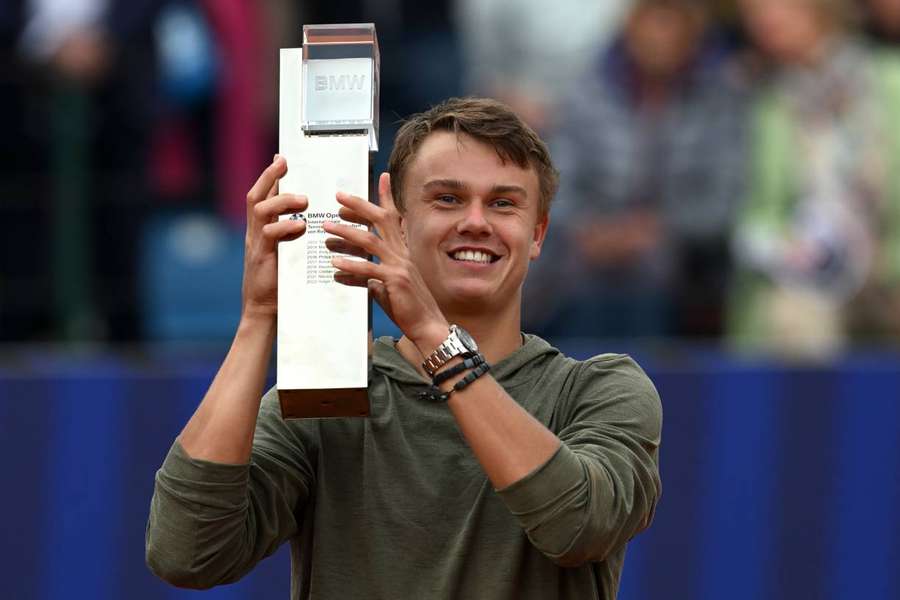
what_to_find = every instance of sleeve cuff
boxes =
[160,440,251,487]
[496,443,583,516]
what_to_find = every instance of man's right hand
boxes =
[241,155,308,322]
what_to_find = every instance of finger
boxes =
[261,218,306,249]
[253,193,308,224]
[375,172,403,245]
[323,221,385,258]
[331,255,382,280]
[325,237,369,259]
[335,191,383,223]
[338,206,371,227]
[265,177,279,201]
[333,272,370,288]
[336,186,402,246]
[377,172,397,212]
[247,156,288,220]
[368,279,390,314]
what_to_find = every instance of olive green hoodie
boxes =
[146,335,662,599]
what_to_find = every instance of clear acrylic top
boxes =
[301,23,379,151]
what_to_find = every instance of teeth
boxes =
[453,250,493,263]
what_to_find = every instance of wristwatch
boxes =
[422,324,478,376]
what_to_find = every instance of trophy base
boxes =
[278,387,370,419]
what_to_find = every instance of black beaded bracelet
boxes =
[418,361,491,403]
[433,353,486,386]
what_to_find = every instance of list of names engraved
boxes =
[297,211,365,284]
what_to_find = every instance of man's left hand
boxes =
[323,173,449,352]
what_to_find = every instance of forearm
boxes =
[446,375,561,490]
[406,323,560,491]
[178,315,276,464]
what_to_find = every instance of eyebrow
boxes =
[422,179,528,198]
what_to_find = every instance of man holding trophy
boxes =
[146,24,661,600]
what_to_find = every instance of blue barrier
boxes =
[1,346,898,599]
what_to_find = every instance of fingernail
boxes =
[273,154,282,163]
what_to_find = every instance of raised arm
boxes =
[146,156,313,588]
[178,155,307,464]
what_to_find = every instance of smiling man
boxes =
[146,97,662,600]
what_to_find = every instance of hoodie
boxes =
[146,334,662,599]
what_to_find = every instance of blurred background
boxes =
[1,0,899,598]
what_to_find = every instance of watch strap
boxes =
[422,325,471,376]
[433,353,486,386]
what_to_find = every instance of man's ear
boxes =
[529,213,550,261]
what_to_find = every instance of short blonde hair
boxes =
[388,97,559,218]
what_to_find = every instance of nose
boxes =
[456,201,492,237]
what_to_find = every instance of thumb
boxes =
[368,279,390,317]
[378,172,397,212]
[377,172,405,246]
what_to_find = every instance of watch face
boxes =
[453,325,478,352]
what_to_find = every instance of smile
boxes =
[450,249,500,264]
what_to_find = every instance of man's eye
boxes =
[437,194,459,204]
[492,198,513,208]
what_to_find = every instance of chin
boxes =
[442,284,519,315]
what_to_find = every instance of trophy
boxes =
[277,24,379,418]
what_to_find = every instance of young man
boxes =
[146,98,662,599]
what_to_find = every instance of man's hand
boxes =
[323,173,449,353]
[241,155,308,321]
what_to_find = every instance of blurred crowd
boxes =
[2,0,900,360]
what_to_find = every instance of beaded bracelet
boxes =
[433,353,486,386]
[418,360,491,403]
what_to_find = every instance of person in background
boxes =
[728,0,900,359]
[456,0,633,132]
[860,0,900,45]
[0,0,48,341]
[531,0,747,341]
[17,0,164,341]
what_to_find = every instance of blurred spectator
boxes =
[199,0,269,227]
[14,0,168,342]
[0,0,50,341]
[456,0,633,132]
[148,0,216,205]
[529,0,747,341]
[861,0,900,44]
[728,0,900,359]
[151,1,299,221]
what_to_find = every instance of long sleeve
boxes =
[497,356,662,567]
[145,388,317,589]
